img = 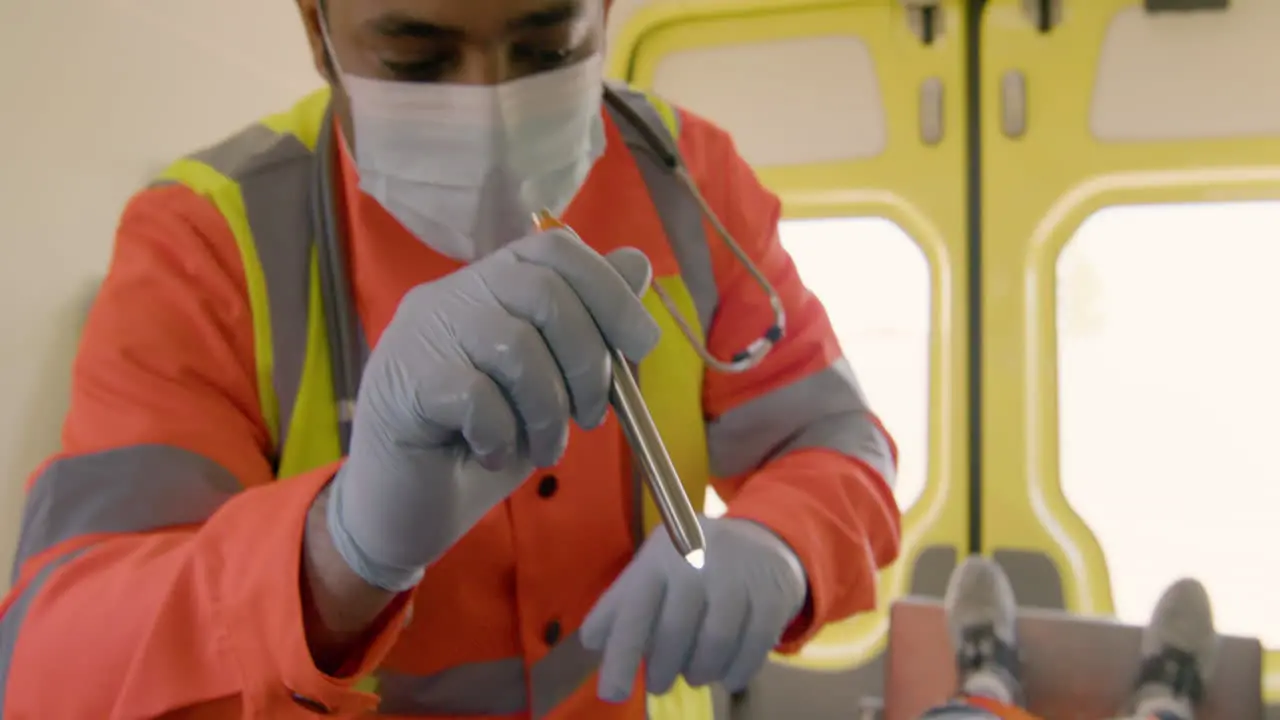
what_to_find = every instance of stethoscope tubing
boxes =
[313,86,787,452]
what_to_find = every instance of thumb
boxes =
[604,247,653,297]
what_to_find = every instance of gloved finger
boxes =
[683,588,751,687]
[603,247,654,297]
[719,604,783,692]
[483,259,612,429]
[580,594,619,652]
[508,230,660,363]
[406,364,519,469]
[456,307,571,468]
[581,566,643,651]
[644,576,707,695]
[596,571,667,703]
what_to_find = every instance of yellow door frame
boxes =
[980,0,1280,699]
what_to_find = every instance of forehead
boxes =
[333,0,595,35]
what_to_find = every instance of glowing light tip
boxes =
[531,209,562,232]
[684,549,706,570]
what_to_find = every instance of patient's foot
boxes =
[944,556,1024,706]
[1129,578,1219,720]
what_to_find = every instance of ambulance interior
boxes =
[2,0,1278,716]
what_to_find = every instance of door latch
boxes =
[1023,0,1063,32]
[900,0,945,45]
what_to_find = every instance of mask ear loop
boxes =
[317,12,343,91]
[316,11,363,166]
[316,0,339,78]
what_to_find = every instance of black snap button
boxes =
[537,474,558,498]
[543,619,562,645]
[291,692,333,714]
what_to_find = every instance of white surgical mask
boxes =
[322,25,607,261]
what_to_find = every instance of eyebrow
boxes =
[368,14,457,39]
[509,1,581,30]
[368,2,582,39]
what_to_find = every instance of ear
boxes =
[295,0,332,82]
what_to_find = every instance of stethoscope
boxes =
[311,86,788,453]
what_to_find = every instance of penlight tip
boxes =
[531,209,562,232]
[684,548,706,570]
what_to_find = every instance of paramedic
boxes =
[0,0,901,717]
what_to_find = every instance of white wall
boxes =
[0,0,323,590]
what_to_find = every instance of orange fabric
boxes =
[963,696,1043,720]
[1,104,900,717]
[57,184,272,486]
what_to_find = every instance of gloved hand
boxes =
[327,229,660,591]
[581,516,809,701]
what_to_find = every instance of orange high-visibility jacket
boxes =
[0,87,901,719]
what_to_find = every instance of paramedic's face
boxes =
[300,0,602,85]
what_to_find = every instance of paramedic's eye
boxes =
[382,54,454,82]
[511,44,575,71]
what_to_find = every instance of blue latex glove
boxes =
[581,517,809,700]
[329,229,660,591]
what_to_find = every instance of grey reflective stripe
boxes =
[376,658,527,715]
[186,123,303,180]
[164,123,317,458]
[604,85,719,336]
[529,627,602,718]
[0,547,89,713]
[376,630,601,718]
[707,359,897,485]
[11,445,242,585]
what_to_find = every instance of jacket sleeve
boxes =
[0,187,410,719]
[676,109,903,652]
